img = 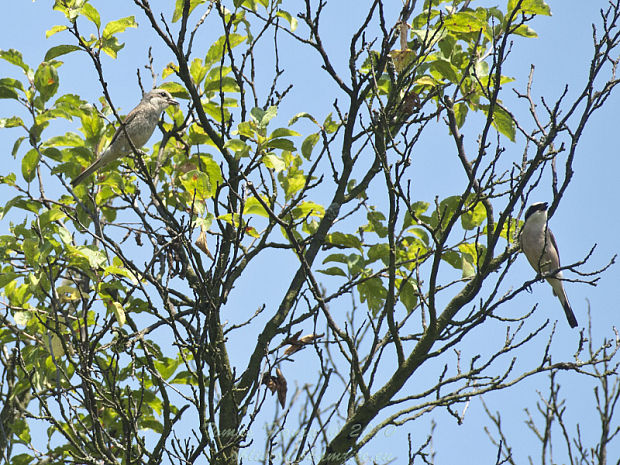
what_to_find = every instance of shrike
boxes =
[71,88,179,187]
[520,202,578,328]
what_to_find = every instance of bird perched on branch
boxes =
[71,88,179,187]
[520,202,578,328]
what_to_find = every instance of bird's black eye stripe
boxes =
[524,202,548,221]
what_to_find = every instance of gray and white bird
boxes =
[71,88,179,187]
[520,202,578,328]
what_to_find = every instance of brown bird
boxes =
[71,88,178,187]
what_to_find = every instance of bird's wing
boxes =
[548,228,561,266]
[108,108,140,146]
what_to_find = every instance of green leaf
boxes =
[442,250,462,270]
[270,127,300,139]
[45,132,85,147]
[323,113,339,133]
[205,34,246,66]
[44,45,81,61]
[0,49,30,72]
[325,232,362,251]
[39,208,66,227]
[224,138,250,157]
[444,12,489,37]
[507,0,551,16]
[367,243,389,264]
[0,117,24,128]
[190,57,208,85]
[262,154,285,171]
[358,277,387,315]
[428,196,460,229]
[301,133,320,160]
[512,24,538,38]
[0,85,19,100]
[489,105,515,142]
[104,264,138,284]
[454,102,468,128]
[159,81,190,99]
[265,138,296,151]
[459,243,479,278]
[322,253,349,264]
[46,25,68,38]
[102,16,137,39]
[251,106,277,127]
[399,279,418,312]
[317,267,347,277]
[10,418,31,443]
[243,196,269,217]
[11,136,25,157]
[289,112,318,126]
[170,370,197,385]
[0,77,24,92]
[430,59,459,83]
[461,201,487,230]
[279,170,306,199]
[81,3,101,28]
[153,357,181,380]
[402,201,430,229]
[21,149,39,183]
[73,245,108,269]
[364,211,387,237]
[109,301,126,327]
[180,170,214,200]
[202,155,223,187]
[34,62,59,102]
[204,76,240,93]
[461,254,475,278]
[172,0,206,23]
[101,36,125,59]
[276,10,298,31]
[0,271,18,289]
[291,201,324,219]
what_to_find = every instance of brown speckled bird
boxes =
[71,88,178,187]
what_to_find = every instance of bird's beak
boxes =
[169,97,179,106]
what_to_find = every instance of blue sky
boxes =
[0,1,618,463]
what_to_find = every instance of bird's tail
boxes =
[560,297,578,328]
[71,157,105,187]
[548,276,578,328]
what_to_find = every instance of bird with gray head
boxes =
[71,88,179,187]
[520,201,578,328]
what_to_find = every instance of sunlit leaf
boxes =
[317,266,347,277]
[34,62,59,102]
[0,49,30,72]
[276,10,298,31]
[243,196,269,217]
[507,0,551,16]
[325,232,362,251]
[301,133,320,160]
[81,3,101,28]
[44,45,80,61]
[172,0,206,23]
[46,25,68,38]
[102,16,137,39]
[21,149,39,183]
[109,301,126,327]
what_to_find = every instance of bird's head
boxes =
[144,88,179,112]
[524,201,549,223]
